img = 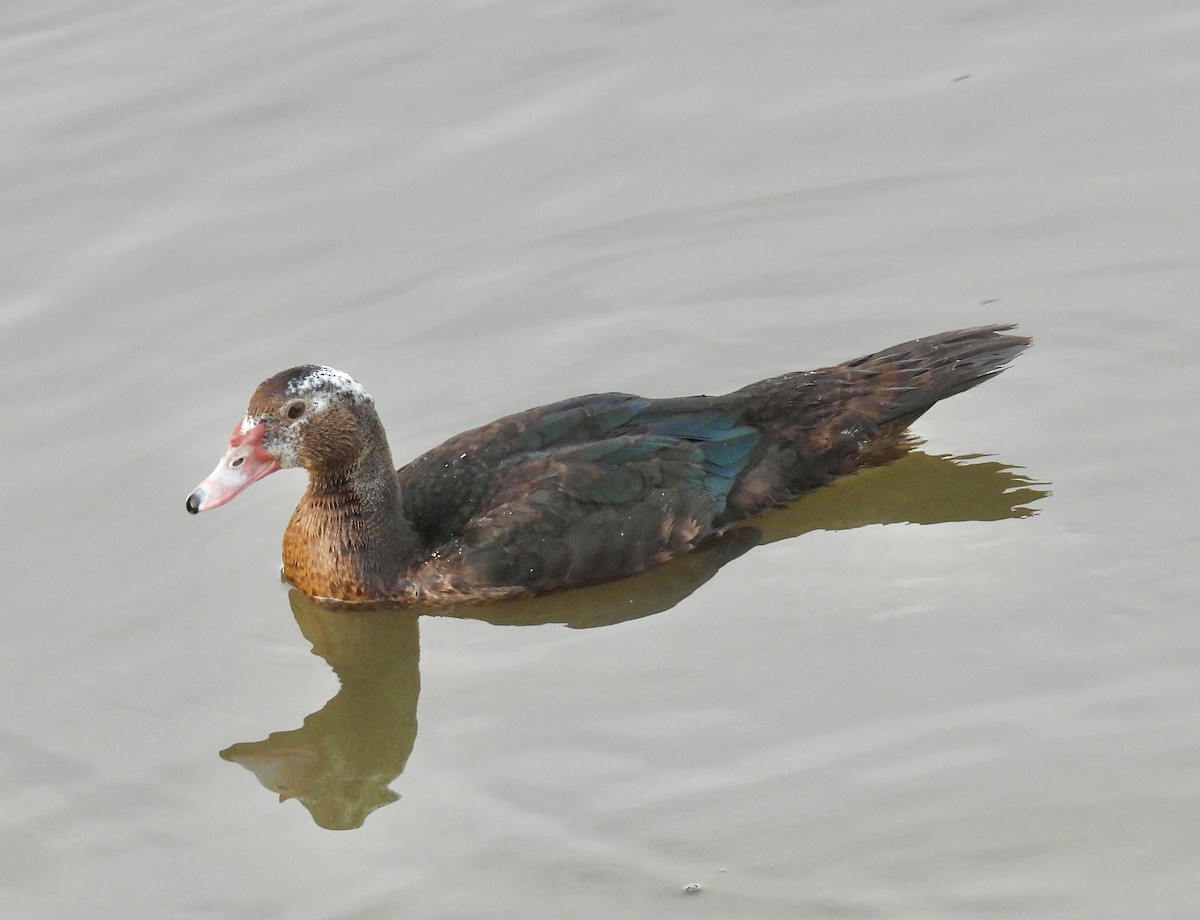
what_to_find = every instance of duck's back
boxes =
[395,393,756,595]
[394,325,1028,599]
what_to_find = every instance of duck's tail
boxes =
[842,324,1031,425]
[719,324,1031,521]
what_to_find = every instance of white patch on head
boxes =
[272,440,299,469]
[286,366,372,412]
[239,415,257,435]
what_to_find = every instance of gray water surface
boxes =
[3,2,1199,918]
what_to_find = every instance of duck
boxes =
[186,324,1029,605]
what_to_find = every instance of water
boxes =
[3,1,1199,917]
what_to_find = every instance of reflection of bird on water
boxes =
[218,450,1046,829]
[188,325,1031,605]
[220,599,419,831]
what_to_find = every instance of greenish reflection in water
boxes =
[220,450,1047,830]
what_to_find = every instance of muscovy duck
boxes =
[186,325,1029,605]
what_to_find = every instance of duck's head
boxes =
[186,365,376,514]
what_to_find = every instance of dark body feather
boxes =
[385,324,1030,604]
[189,325,1029,604]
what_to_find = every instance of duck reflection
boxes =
[220,450,1047,830]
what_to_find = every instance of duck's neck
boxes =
[283,440,421,601]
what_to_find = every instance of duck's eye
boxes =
[283,400,306,421]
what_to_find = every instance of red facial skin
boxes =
[186,421,281,513]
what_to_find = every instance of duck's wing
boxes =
[397,392,755,542]
[397,326,1031,557]
[408,427,758,597]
